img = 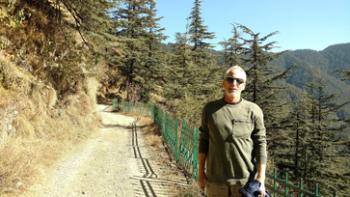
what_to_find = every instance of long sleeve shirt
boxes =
[199,98,267,185]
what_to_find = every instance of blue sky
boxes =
[156,0,350,51]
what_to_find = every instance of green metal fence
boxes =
[112,100,321,197]
[112,99,153,117]
[266,169,321,197]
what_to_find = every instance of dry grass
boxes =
[0,54,100,196]
[132,115,200,196]
[141,119,162,147]
[177,181,200,197]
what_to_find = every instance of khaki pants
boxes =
[206,182,242,197]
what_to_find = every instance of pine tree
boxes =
[113,0,165,101]
[345,70,350,81]
[188,0,215,51]
[188,0,222,119]
[0,0,115,96]
[187,0,216,68]
[164,32,198,117]
[163,0,220,124]
[291,97,312,179]
[280,93,314,179]
[278,77,350,196]
[142,0,166,100]
[269,74,350,196]
[238,25,291,125]
[219,24,244,67]
[187,0,219,85]
[165,33,194,100]
[236,25,294,172]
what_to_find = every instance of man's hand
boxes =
[258,181,266,197]
[256,177,265,197]
[256,163,266,197]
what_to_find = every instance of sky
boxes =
[156,0,350,52]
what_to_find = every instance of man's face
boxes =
[223,69,246,98]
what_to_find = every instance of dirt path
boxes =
[23,105,189,197]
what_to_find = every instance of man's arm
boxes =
[256,162,266,183]
[198,153,207,190]
[198,105,209,190]
[252,106,267,195]
[256,162,266,196]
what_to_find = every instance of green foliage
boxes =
[271,44,350,119]
[303,80,349,196]
[163,33,221,125]
[112,0,165,101]
[0,0,115,97]
[271,72,350,196]
[163,0,221,126]
[219,25,244,67]
[321,43,350,73]
[232,26,293,163]
[188,0,215,52]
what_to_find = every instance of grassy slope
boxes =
[0,52,100,196]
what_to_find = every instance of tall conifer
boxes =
[220,25,244,67]
[188,0,214,51]
[237,25,293,169]
[113,0,165,101]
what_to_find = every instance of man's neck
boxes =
[224,95,241,104]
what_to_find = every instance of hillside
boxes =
[271,43,350,119]
[0,1,113,195]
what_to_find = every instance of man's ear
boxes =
[241,83,246,91]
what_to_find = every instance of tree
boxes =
[303,79,349,196]
[113,0,165,101]
[187,0,216,67]
[219,24,244,67]
[236,25,295,173]
[187,0,215,51]
[345,70,350,82]
[162,0,220,124]
[165,33,194,101]
[238,25,291,126]
[279,92,314,179]
[164,33,198,119]
[142,0,166,100]
[0,0,115,97]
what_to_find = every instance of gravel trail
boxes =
[23,105,189,197]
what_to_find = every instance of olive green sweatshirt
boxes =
[199,98,267,185]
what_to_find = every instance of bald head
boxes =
[224,65,247,82]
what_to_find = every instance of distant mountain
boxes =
[322,43,350,75]
[271,42,350,119]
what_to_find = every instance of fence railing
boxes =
[266,169,321,197]
[112,100,321,197]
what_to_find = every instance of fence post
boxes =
[285,172,289,197]
[315,183,320,197]
[151,104,155,121]
[272,168,277,197]
[299,178,304,197]
[112,98,118,109]
[165,113,169,148]
[192,128,199,180]
[162,110,166,135]
[175,118,179,161]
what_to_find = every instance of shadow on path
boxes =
[130,121,187,197]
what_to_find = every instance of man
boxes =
[198,65,267,197]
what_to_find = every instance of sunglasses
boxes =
[225,77,245,85]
